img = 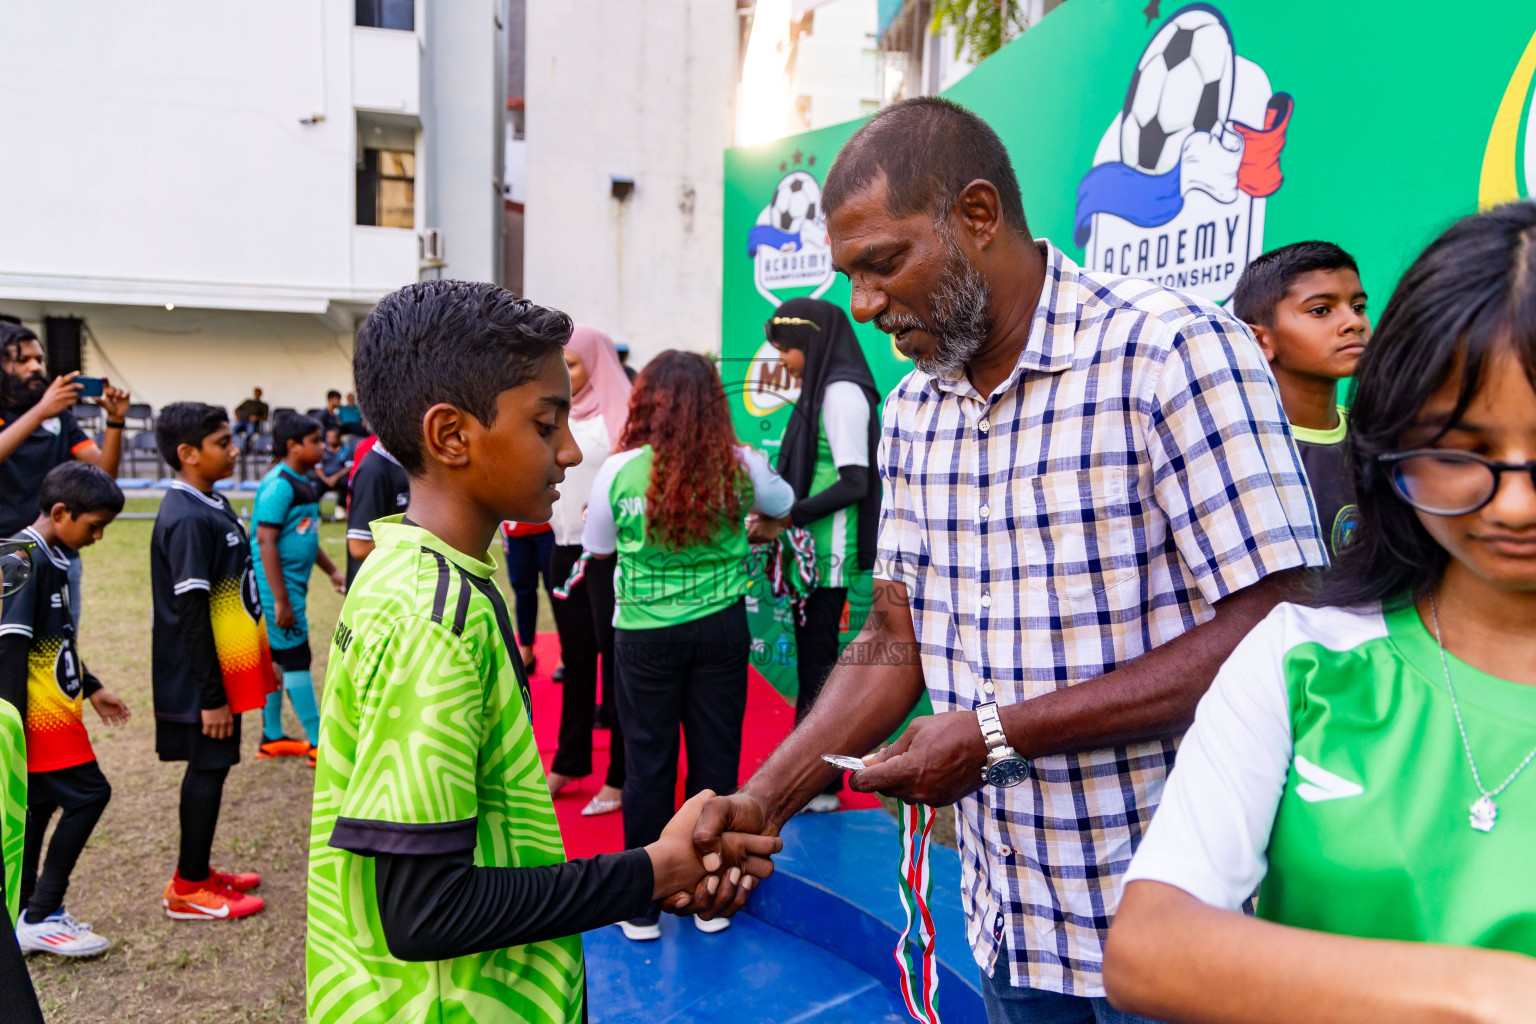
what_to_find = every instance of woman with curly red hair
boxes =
[582,350,794,942]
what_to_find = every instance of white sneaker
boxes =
[694,914,731,934]
[802,794,842,814]
[16,908,112,957]
[619,919,661,941]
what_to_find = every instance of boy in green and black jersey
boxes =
[1233,241,1372,556]
[307,281,781,1024]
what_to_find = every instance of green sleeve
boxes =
[334,618,485,844]
[0,700,25,926]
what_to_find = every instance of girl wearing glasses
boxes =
[1104,203,1536,1022]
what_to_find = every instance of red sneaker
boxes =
[163,874,265,921]
[209,867,261,892]
[256,736,311,759]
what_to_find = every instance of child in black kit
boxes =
[1233,241,1372,554]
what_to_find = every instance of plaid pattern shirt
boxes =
[876,242,1327,996]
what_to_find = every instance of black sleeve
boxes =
[789,464,869,528]
[80,660,102,699]
[0,634,27,718]
[347,459,387,541]
[374,846,655,961]
[174,589,227,710]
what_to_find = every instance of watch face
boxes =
[987,757,1030,788]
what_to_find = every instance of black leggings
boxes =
[793,586,848,796]
[616,599,750,853]
[21,760,112,921]
[178,764,230,882]
[549,545,624,788]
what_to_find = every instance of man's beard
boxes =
[0,371,47,413]
[876,231,991,379]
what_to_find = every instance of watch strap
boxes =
[105,420,126,429]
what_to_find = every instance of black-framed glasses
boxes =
[0,541,33,599]
[1379,450,1536,516]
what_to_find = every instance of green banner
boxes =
[723,0,1536,698]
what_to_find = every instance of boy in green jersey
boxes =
[1233,242,1372,556]
[1106,205,1536,1019]
[307,281,781,1024]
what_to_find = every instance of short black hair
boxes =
[155,402,229,469]
[822,96,1028,235]
[353,280,572,475]
[274,411,321,455]
[38,462,123,518]
[326,389,341,400]
[1327,202,1536,609]
[1232,241,1361,328]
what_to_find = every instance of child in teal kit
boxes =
[252,412,344,760]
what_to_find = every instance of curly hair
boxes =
[618,350,747,550]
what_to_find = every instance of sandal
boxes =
[581,794,622,817]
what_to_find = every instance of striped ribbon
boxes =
[894,801,942,1024]
[757,526,819,625]
[552,550,591,599]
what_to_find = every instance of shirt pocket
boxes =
[1016,468,1139,600]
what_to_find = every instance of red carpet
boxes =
[525,632,880,859]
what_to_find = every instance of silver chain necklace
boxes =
[1429,594,1536,832]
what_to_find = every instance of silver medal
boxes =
[1470,795,1498,833]
[822,754,870,772]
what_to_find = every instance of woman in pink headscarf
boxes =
[547,325,632,816]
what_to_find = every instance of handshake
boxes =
[642,790,781,921]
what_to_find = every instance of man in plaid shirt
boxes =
[687,98,1326,1022]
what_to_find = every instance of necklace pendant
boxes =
[1470,796,1498,832]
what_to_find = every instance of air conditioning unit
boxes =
[420,228,445,267]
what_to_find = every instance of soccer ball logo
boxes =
[747,168,834,307]
[1120,9,1233,175]
[770,172,823,240]
[1074,2,1292,304]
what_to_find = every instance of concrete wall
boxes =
[793,0,882,130]
[523,0,738,362]
[422,0,508,285]
[0,0,506,407]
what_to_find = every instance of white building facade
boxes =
[0,0,508,415]
[521,0,739,364]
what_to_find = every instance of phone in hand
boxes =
[74,376,106,398]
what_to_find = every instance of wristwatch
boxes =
[976,701,1029,788]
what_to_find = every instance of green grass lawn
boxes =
[24,495,549,1023]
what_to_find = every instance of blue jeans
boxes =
[502,529,554,647]
[982,946,1164,1024]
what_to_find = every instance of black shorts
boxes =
[155,716,242,769]
[28,759,111,811]
[270,639,313,674]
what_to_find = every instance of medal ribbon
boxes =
[754,527,819,625]
[894,801,941,1024]
[552,550,591,599]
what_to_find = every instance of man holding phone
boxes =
[0,322,131,626]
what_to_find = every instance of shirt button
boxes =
[978,419,991,433]
[983,681,995,694]
[997,845,1012,856]
[980,593,992,608]
[979,504,990,518]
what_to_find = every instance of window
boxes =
[357,149,415,228]
[356,0,413,31]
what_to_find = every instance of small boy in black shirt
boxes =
[0,464,127,957]
[1233,241,1372,555]
[150,403,276,921]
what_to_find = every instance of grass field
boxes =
[23,496,550,1023]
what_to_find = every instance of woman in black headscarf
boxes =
[753,297,881,813]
